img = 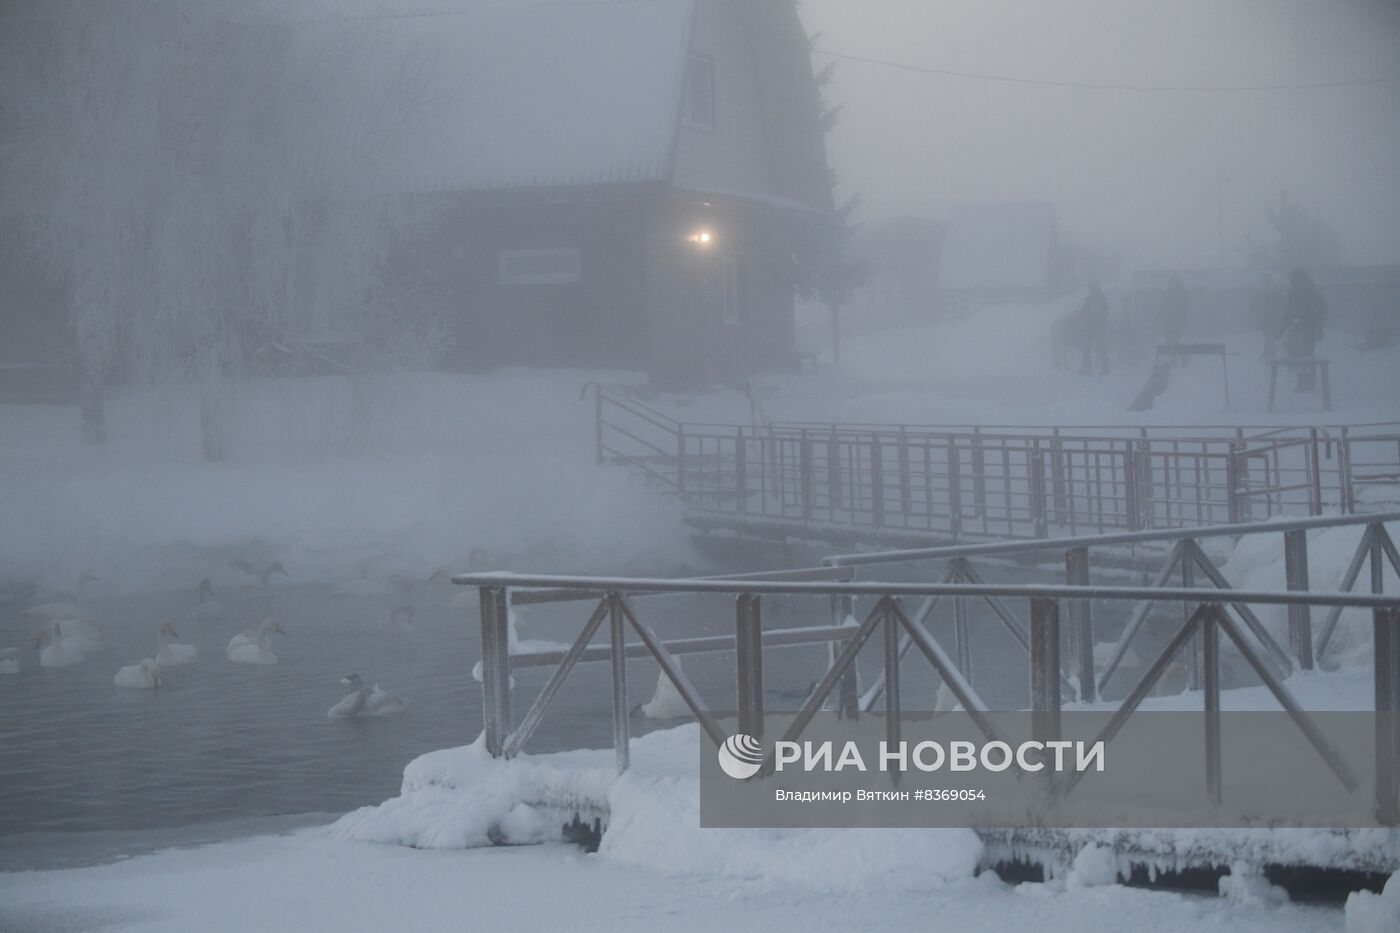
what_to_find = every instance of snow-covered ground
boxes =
[0,823,1362,933]
[0,720,1387,932]
[0,369,699,597]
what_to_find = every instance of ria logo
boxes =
[717,733,765,780]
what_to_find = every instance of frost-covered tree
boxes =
[2,1,441,459]
[1243,191,1345,274]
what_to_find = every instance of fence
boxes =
[456,564,1400,823]
[592,385,1400,543]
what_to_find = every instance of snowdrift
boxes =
[331,724,984,891]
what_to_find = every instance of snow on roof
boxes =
[938,202,1057,292]
[290,1,695,194]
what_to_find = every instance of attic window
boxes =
[498,248,582,285]
[684,52,715,130]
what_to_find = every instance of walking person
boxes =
[1077,281,1109,374]
[1283,267,1328,390]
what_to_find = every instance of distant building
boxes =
[842,216,945,329]
[937,202,1060,314]
[377,0,834,387]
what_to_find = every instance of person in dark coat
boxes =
[1283,267,1328,389]
[1157,273,1189,355]
[1077,281,1109,374]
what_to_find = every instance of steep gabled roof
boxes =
[287,0,695,194]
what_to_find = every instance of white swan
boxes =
[639,667,691,720]
[328,673,405,718]
[114,657,161,689]
[34,622,91,668]
[226,619,285,664]
[1093,640,1141,670]
[0,648,20,674]
[230,560,289,587]
[156,622,198,666]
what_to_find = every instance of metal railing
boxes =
[592,385,1400,543]
[456,568,1400,824]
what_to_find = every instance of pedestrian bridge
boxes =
[589,384,1400,549]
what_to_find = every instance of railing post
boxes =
[1283,529,1315,670]
[1030,598,1061,745]
[594,384,604,466]
[1065,547,1096,702]
[972,427,986,518]
[1124,443,1141,531]
[1051,428,1067,523]
[1030,443,1048,538]
[1372,524,1386,596]
[898,427,911,524]
[829,592,859,715]
[827,428,842,513]
[478,586,513,758]
[734,426,747,513]
[1226,442,1243,524]
[883,599,902,772]
[947,438,963,540]
[870,432,885,528]
[1182,549,1202,691]
[736,595,764,738]
[1203,605,1222,806]
[800,429,813,520]
[1374,607,1400,825]
[1339,427,1354,514]
[1308,427,1323,516]
[608,593,630,773]
[952,560,973,686]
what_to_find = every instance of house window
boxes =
[498,248,582,285]
[684,52,715,130]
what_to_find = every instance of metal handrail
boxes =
[822,509,1400,568]
[457,573,1396,609]
[459,569,1400,824]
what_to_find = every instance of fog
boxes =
[804,0,1400,267]
[2,4,1400,915]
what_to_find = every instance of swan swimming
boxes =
[637,667,692,720]
[0,648,20,674]
[328,673,405,718]
[226,619,285,664]
[114,657,161,689]
[230,560,289,587]
[34,622,92,668]
[156,622,198,666]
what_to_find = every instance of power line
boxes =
[810,47,1399,92]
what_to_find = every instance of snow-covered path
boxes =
[0,826,1343,933]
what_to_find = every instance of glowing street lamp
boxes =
[685,228,716,248]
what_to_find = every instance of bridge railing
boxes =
[592,384,1400,541]
[823,510,1400,703]
[455,568,1400,824]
